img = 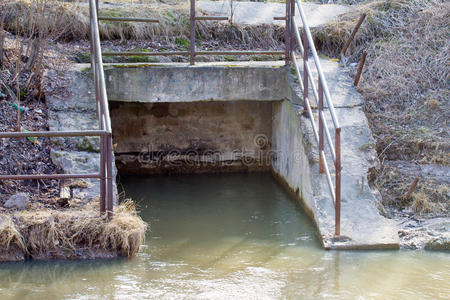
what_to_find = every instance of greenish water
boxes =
[1,173,449,299]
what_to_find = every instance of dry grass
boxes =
[0,199,147,261]
[375,163,449,215]
[0,0,285,47]
[314,0,449,165]
[0,215,26,251]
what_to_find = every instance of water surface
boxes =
[0,173,449,299]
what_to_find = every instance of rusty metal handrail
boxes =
[97,17,159,23]
[290,0,342,236]
[90,0,114,217]
[0,130,109,138]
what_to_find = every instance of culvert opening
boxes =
[110,100,276,175]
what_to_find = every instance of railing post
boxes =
[335,127,341,236]
[290,0,295,55]
[354,51,367,86]
[318,79,324,174]
[100,135,106,215]
[97,64,106,215]
[106,135,114,219]
[302,30,308,113]
[190,0,196,65]
[285,0,290,64]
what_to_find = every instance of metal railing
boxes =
[88,0,114,218]
[0,0,115,218]
[289,0,342,235]
[97,0,285,64]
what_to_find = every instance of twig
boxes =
[377,139,397,159]
[354,51,367,86]
[0,31,4,67]
[405,177,419,200]
[0,77,17,100]
[341,13,366,56]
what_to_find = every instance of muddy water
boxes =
[1,173,449,299]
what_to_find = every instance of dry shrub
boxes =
[1,200,147,260]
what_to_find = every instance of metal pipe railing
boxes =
[89,0,114,218]
[96,0,289,65]
[295,0,340,129]
[97,17,159,23]
[291,0,342,236]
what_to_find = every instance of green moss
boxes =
[250,55,283,62]
[110,63,172,69]
[224,55,237,62]
[74,51,91,63]
[126,56,159,63]
[19,88,27,98]
[359,142,374,151]
[175,37,190,48]
[77,138,99,153]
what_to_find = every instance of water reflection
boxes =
[0,173,449,299]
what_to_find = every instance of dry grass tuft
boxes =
[0,215,26,252]
[0,200,147,261]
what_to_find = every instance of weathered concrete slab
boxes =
[198,1,351,27]
[51,150,101,202]
[272,101,399,249]
[46,69,118,204]
[47,70,99,152]
[103,63,293,103]
[306,58,363,107]
[271,57,400,249]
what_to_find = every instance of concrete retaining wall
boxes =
[111,101,273,174]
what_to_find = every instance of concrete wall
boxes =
[104,64,296,103]
[272,101,315,213]
[111,101,273,174]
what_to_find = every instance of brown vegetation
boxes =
[0,199,147,261]
[1,0,285,47]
